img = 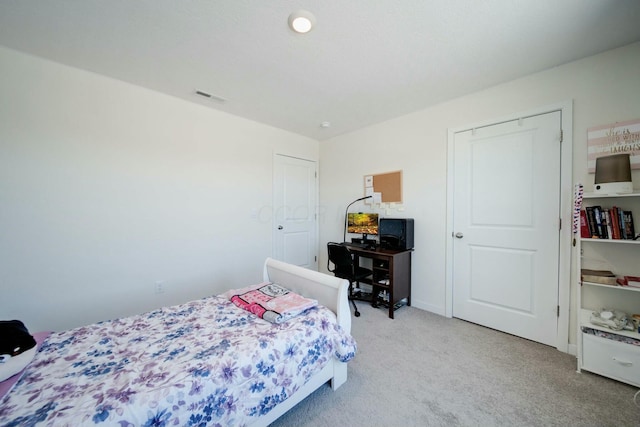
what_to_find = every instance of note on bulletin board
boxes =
[365,170,402,203]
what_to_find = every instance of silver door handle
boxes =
[278,225,284,230]
[454,232,463,238]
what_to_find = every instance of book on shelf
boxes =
[603,210,613,239]
[623,210,635,240]
[618,208,626,239]
[581,268,617,285]
[585,206,598,237]
[580,210,591,238]
[593,206,608,239]
[609,207,620,239]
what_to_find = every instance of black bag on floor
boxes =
[0,320,36,356]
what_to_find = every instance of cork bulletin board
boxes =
[365,170,402,203]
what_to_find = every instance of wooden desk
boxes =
[344,244,412,319]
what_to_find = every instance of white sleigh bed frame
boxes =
[253,257,352,426]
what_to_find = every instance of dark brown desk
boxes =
[344,244,412,319]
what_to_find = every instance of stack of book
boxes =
[581,269,616,285]
[580,206,635,239]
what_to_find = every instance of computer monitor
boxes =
[347,212,379,240]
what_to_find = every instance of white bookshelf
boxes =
[577,192,640,387]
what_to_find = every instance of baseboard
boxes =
[411,299,446,317]
[410,301,579,356]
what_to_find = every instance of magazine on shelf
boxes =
[622,276,640,288]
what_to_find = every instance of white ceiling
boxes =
[1,1,640,141]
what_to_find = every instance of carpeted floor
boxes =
[269,303,640,426]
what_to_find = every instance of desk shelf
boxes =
[347,245,412,319]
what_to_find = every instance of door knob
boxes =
[454,232,463,238]
[278,225,284,230]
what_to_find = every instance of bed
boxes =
[0,258,356,426]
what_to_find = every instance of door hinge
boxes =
[315,171,317,178]
[559,218,562,230]
[557,305,560,317]
[315,255,317,262]
[560,129,563,143]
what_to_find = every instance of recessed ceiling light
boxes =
[288,10,316,34]
[320,121,331,128]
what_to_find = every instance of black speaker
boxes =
[379,218,414,250]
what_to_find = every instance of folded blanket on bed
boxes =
[221,282,318,323]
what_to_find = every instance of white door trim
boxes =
[445,100,573,353]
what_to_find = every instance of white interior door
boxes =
[273,154,317,269]
[452,112,561,346]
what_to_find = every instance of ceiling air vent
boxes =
[194,90,226,103]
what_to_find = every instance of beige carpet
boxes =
[270,303,640,426]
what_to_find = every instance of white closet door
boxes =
[452,111,561,346]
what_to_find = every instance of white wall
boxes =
[3,41,639,339]
[319,42,640,340]
[0,46,318,332]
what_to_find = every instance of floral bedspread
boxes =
[0,296,357,427]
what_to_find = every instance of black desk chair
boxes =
[327,242,373,317]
